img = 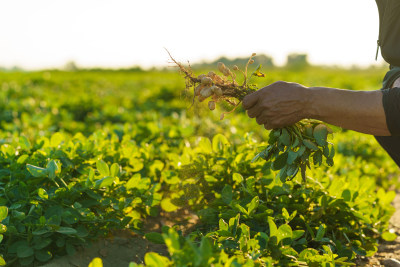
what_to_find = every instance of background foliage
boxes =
[0,64,398,266]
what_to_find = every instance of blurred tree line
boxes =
[0,53,311,72]
[193,53,309,70]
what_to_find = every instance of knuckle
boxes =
[273,80,286,86]
[261,102,270,110]
[242,98,249,109]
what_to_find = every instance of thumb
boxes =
[242,91,259,110]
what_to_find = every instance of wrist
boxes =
[302,86,320,120]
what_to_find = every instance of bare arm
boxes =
[306,87,389,136]
[242,81,390,136]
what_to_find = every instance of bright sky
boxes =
[0,0,384,70]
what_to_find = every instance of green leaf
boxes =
[125,174,141,190]
[76,225,89,238]
[289,210,297,221]
[279,129,291,146]
[12,210,25,220]
[232,201,248,215]
[282,208,289,220]
[19,256,34,266]
[296,146,306,157]
[95,176,114,188]
[229,214,240,236]
[163,228,181,253]
[66,242,76,255]
[382,231,397,241]
[232,173,243,183]
[286,165,299,178]
[34,238,52,250]
[279,165,288,183]
[26,164,47,178]
[198,137,212,154]
[330,146,335,158]
[292,136,300,148]
[161,198,179,212]
[277,224,292,243]
[342,189,351,202]
[219,219,228,231]
[46,160,59,179]
[305,125,313,137]
[88,258,103,267]
[313,124,328,146]
[35,250,52,262]
[62,210,79,224]
[0,225,5,235]
[272,152,288,170]
[96,160,110,177]
[323,146,330,158]
[315,224,326,241]
[88,168,95,181]
[0,207,8,222]
[38,188,48,199]
[110,163,120,177]
[251,151,265,163]
[212,134,229,152]
[313,150,323,166]
[352,245,367,256]
[32,227,51,235]
[56,227,77,235]
[17,244,34,258]
[287,150,298,165]
[221,185,233,205]
[302,139,318,151]
[247,196,259,215]
[252,64,266,77]
[268,217,278,237]
[145,232,165,244]
[50,132,64,147]
[199,238,212,262]
[144,252,171,267]
[17,154,29,164]
[292,230,305,240]
[56,238,65,248]
[129,158,144,172]
[19,136,31,150]
[0,256,5,266]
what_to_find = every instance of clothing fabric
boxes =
[375,67,400,167]
[381,66,400,136]
[373,1,400,167]
[375,0,400,66]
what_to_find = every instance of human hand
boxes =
[242,81,310,129]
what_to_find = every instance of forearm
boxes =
[305,87,390,136]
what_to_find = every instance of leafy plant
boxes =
[169,53,335,182]
[0,68,397,266]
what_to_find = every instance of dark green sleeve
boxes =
[382,87,400,136]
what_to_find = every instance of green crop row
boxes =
[0,67,397,266]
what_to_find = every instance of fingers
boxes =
[256,113,268,125]
[264,123,272,130]
[242,91,259,110]
[247,105,263,118]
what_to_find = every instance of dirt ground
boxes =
[39,230,167,267]
[40,195,400,267]
[356,193,400,267]
[39,210,195,267]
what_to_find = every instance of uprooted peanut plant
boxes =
[168,51,335,183]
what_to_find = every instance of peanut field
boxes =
[0,65,398,266]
